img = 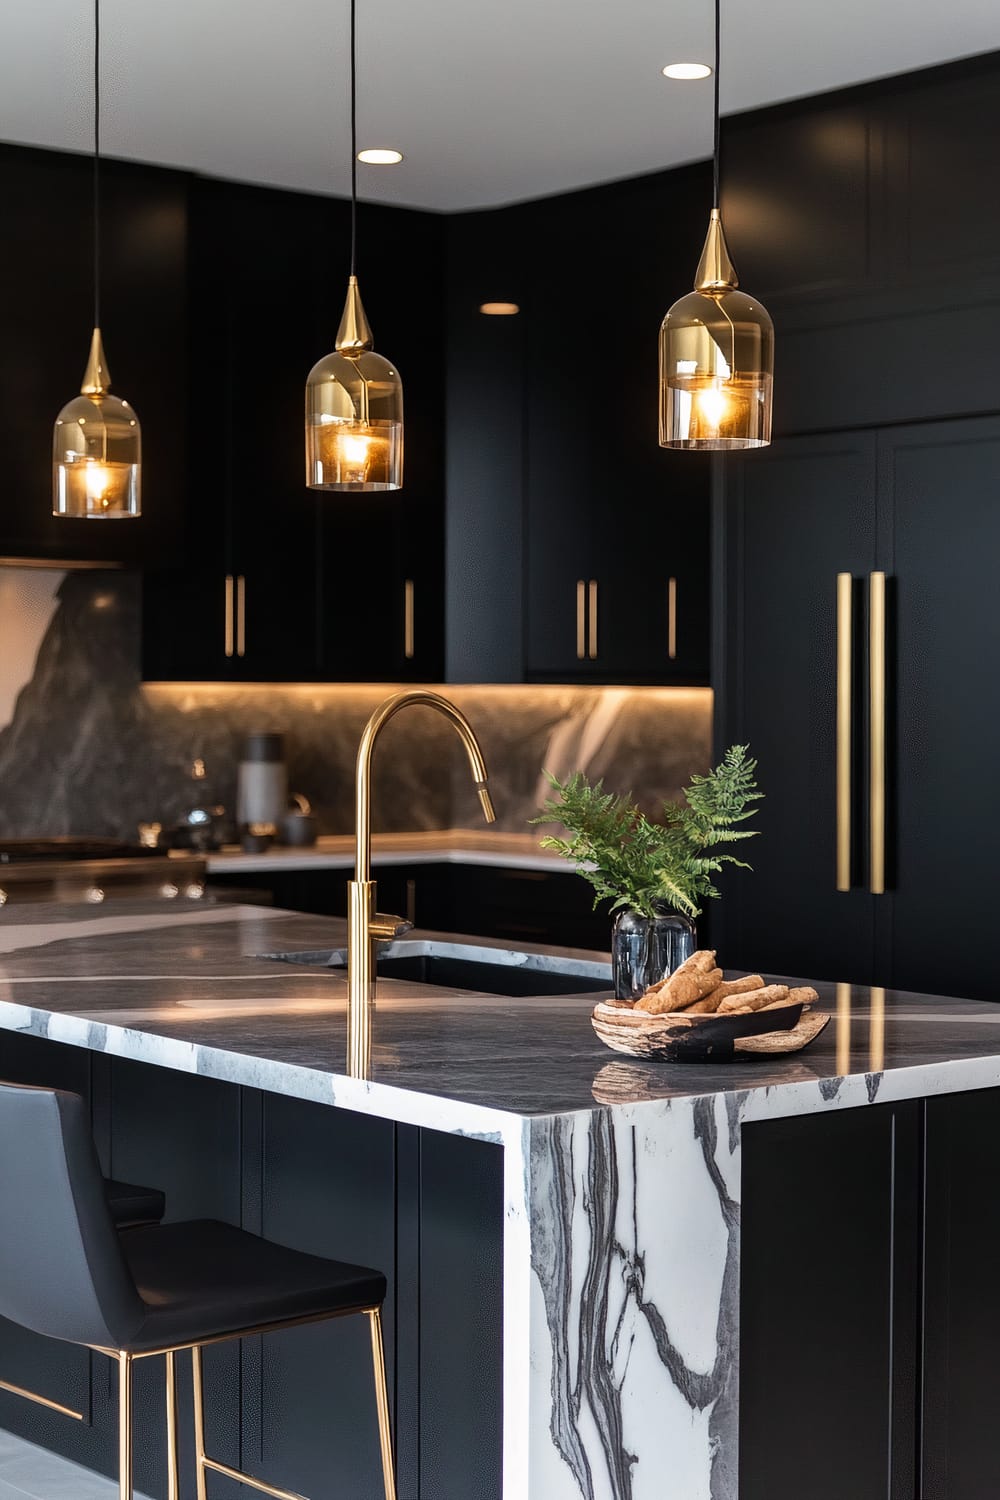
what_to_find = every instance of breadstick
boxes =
[711,974,765,1002]
[718,983,790,1014]
[635,950,714,1012]
[638,966,722,1014]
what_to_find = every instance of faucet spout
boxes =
[348,690,496,1078]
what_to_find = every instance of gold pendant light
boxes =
[659,0,773,451]
[53,0,141,518]
[305,0,403,492]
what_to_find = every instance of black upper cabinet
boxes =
[444,164,713,686]
[143,176,445,683]
[0,144,187,566]
[523,167,712,685]
[720,99,876,304]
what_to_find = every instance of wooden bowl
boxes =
[591,998,829,1063]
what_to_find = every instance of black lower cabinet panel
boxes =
[740,1101,920,1500]
[207,859,613,953]
[0,1036,502,1500]
[922,1088,1000,1500]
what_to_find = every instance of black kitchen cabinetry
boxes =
[715,416,1000,1000]
[444,164,713,686]
[743,1087,1000,1500]
[143,176,445,684]
[921,1088,1000,1499]
[740,1100,920,1500]
[0,1033,502,1500]
[208,860,613,952]
[0,144,187,567]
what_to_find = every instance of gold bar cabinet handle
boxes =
[404,579,415,660]
[224,575,234,659]
[836,573,852,892]
[236,574,246,659]
[588,579,598,660]
[869,570,887,895]
[667,576,678,661]
[576,580,586,660]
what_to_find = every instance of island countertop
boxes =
[3,899,1000,1500]
[0,899,998,1132]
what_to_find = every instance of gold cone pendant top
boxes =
[80,327,111,397]
[694,209,739,295]
[335,276,375,355]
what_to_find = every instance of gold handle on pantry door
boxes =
[236,575,246,659]
[869,571,887,895]
[588,580,598,660]
[404,579,415,660]
[667,577,678,661]
[224,575,235,658]
[836,573,852,892]
[576,580,586,660]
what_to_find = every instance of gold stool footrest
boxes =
[202,1455,308,1500]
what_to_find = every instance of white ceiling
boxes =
[4,0,1000,212]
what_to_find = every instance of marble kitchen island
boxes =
[0,901,998,1500]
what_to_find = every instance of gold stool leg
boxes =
[191,1345,209,1500]
[367,1310,397,1500]
[117,1351,134,1500]
[165,1350,180,1500]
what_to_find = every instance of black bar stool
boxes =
[0,1165,167,1420]
[0,1081,397,1500]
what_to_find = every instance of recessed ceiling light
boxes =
[479,302,520,316]
[357,148,404,165]
[662,62,712,80]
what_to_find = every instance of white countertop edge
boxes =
[7,993,1000,1138]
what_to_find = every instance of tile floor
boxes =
[0,1429,152,1499]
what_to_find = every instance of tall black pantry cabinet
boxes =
[713,416,1000,1000]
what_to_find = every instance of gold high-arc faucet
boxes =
[347,690,496,1078]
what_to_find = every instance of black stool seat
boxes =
[104,1178,166,1229]
[117,1219,387,1353]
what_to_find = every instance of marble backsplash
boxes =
[0,570,713,840]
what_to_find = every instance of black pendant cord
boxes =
[93,0,101,330]
[349,0,358,278]
[713,0,721,210]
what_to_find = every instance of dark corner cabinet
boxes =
[142,176,445,684]
[712,52,1000,1001]
[445,165,714,686]
[742,1087,1000,1500]
[0,143,187,567]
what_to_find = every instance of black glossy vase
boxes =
[612,906,696,1001]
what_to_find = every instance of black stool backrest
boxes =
[0,1082,145,1350]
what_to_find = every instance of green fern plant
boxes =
[531,745,762,919]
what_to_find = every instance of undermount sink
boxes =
[261,939,612,998]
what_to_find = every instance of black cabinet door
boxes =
[741,1101,920,1500]
[716,433,878,982]
[922,1088,1000,1500]
[878,418,1000,1001]
[0,145,187,567]
[523,166,713,685]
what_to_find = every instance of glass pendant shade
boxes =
[53,329,141,518]
[305,277,403,491]
[659,210,773,451]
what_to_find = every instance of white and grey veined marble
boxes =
[4,901,1000,1499]
[0,567,713,841]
